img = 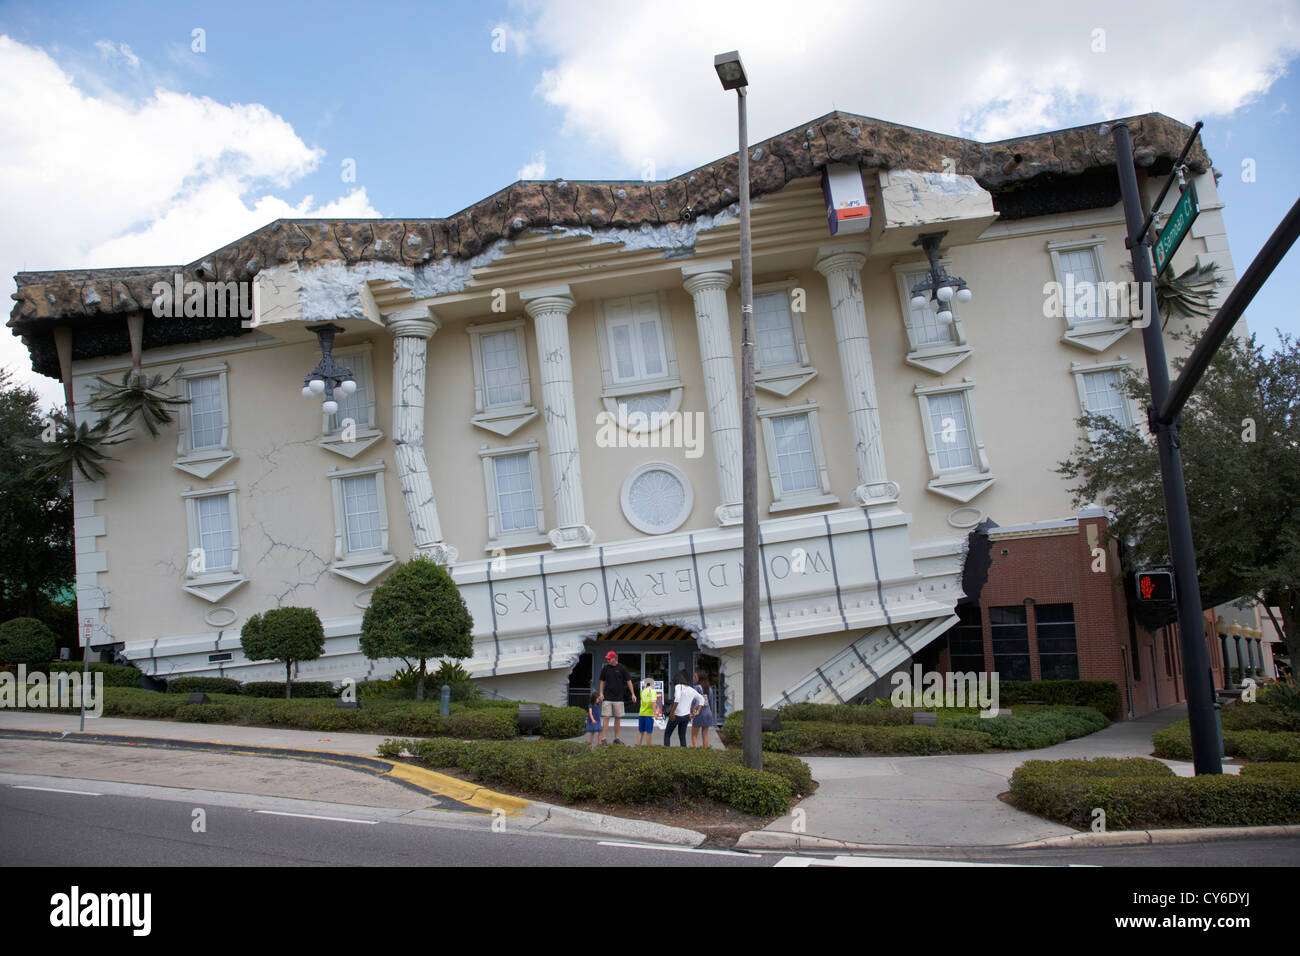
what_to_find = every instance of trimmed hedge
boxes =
[166,677,242,695]
[241,681,336,698]
[32,686,580,739]
[1153,718,1300,763]
[995,680,1120,718]
[538,704,587,739]
[1010,756,1300,829]
[381,737,810,816]
[2,661,144,688]
[948,706,1108,750]
[719,712,989,754]
[776,702,916,725]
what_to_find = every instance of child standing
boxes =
[585,692,602,747]
[636,677,657,746]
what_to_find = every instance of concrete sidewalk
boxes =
[0,705,1214,850]
[744,705,1208,849]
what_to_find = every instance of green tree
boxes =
[0,371,74,621]
[360,557,473,701]
[1057,330,1300,670]
[239,607,326,698]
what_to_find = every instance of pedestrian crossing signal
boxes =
[1136,570,1174,602]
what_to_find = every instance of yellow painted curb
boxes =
[385,761,530,814]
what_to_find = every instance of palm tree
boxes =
[90,368,191,437]
[1156,262,1225,326]
[23,411,130,483]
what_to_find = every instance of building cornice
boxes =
[10,111,1208,378]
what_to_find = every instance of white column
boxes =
[388,310,457,564]
[815,246,899,508]
[682,265,743,525]
[523,287,595,548]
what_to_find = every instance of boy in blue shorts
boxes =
[636,677,657,746]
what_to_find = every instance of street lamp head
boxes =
[714,50,747,90]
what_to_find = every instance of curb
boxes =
[736,831,888,851]
[523,804,705,846]
[1010,824,1300,849]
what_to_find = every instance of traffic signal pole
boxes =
[1111,122,1221,775]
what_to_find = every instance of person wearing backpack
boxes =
[662,670,702,746]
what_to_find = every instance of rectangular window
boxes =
[187,374,224,450]
[342,474,382,553]
[927,392,974,471]
[1035,603,1079,680]
[1081,369,1128,428]
[1057,247,1099,287]
[480,329,524,407]
[948,605,985,673]
[754,291,799,367]
[329,353,373,432]
[990,605,1031,681]
[494,452,537,534]
[606,296,669,384]
[771,413,818,494]
[196,494,233,570]
[904,270,955,346]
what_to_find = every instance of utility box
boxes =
[821,163,871,236]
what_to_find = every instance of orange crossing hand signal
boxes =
[1136,570,1174,603]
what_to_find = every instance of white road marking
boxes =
[13,785,103,796]
[597,841,756,858]
[255,810,378,825]
[773,855,1078,867]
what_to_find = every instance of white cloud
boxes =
[515,0,1300,171]
[0,35,380,407]
[517,150,547,179]
[94,39,139,69]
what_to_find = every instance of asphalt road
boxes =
[4,776,1298,868]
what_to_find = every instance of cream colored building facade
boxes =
[13,112,1238,710]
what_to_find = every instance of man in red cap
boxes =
[596,650,636,745]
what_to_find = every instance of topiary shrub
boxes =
[0,617,57,666]
[361,557,473,702]
[239,607,326,699]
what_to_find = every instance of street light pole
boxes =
[715,51,761,770]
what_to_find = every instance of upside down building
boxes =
[9,111,1239,716]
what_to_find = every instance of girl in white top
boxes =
[663,670,702,746]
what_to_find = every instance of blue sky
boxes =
[2,0,1298,404]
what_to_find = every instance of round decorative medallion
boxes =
[203,606,238,628]
[947,506,984,529]
[620,462,693,535]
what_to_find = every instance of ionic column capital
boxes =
[386,308,441,340]
[815,249,868,278]
[522,294,575,319]
[682,270,733,296]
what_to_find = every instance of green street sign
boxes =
[1152,181,1200,276]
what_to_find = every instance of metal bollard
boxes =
[440,684,450,716]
